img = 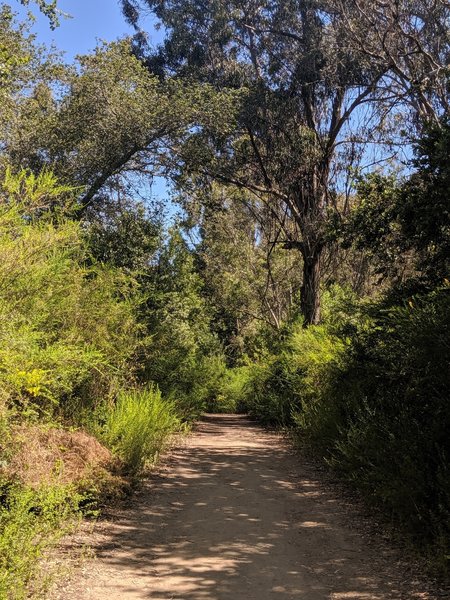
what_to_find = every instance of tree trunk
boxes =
[300,246,322,326]
[296,165,327,327]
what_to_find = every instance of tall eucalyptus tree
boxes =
[122,0,448,324]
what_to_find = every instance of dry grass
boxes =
[5,425,115,488]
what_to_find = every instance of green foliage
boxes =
[101,387,180,474]
[324,288,450,563]
[337,122,450,289]
[85,198,161,273]
[238,320,345,426]
[0,5,63,166]
[17,1,59,29]
[0,6,35,119]
[49,40,171,197]
[320,283,365,335]
[397,121,450,283]
[0,482,81,599]
[211,365,253,414]
[184,353,226,415]
[0,169,142,418]
[337,173,403,279]
[3,35,234,215]
[142,228,223,414]
[2,166,74,214]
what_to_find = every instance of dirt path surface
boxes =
[52,415,440,600]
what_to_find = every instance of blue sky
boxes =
[16,0,164,61]
[14,0,173,210]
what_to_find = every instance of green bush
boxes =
[0,171,143,419]
[0,483,81,600]
[324,288,450,566]
[242,324,345,426]
[209,365,253,413]
[234,285,449,570]
[242,357,285,424]
[101,387,181,473]
[278,286,450,570]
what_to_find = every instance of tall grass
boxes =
[102,387,180,473]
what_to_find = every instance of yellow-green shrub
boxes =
[0,483,82,600]
[241,324,345,425]
[209,365,252,413]
[101,386,180,473]
[0,171,143,418]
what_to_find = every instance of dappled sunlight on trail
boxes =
[52,415,435,600]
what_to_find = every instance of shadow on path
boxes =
[55,415,429,600]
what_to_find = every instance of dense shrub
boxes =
[241,324,345,426]
[324,288,450,565]
[0,170,191,595]
[100,387,181,473]
[0,177,143,419]
[0,483,82,600]
[232,284,450,570]
[207,365,252,413]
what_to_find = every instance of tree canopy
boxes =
[0,3,449,590]
[121,0,449,324]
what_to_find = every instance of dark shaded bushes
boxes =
[325,288,450,563]
[223,286,450,571]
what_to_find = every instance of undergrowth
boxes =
[0,169,192,597]
[101,387,181,474]
[219,285,450,575]
[0,483,83,600]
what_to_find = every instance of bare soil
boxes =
[51,415,443,599]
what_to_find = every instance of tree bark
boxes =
[300,246,322,326]
[296,165,327,327]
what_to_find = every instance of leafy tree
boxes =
[17,0,59,28]
[122,0,448,325]
[142,227,222,408]
[4,40,186,210]
[193,185,302,358]
[2,30,242,222]
[0,5,60,138]
[338,121,450,288]
[85,197,162,273]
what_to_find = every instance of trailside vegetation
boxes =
[0,13,223,594]
[0,1,449,594]
[0,166,215,598]
[214,124,450,572]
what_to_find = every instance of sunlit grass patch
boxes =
[102,386,181,474]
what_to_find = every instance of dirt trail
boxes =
[52,415,438,599]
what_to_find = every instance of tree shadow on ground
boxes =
[86,415,412,600]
